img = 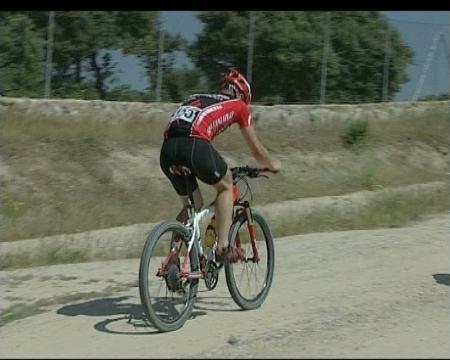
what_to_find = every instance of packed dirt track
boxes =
[1,214,449,358]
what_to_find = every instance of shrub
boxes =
[342,120,369,147]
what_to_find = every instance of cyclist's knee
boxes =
[192,188,204,209]
[213,169,233,193]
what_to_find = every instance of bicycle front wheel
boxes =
[139,220,199,332]
[225,209,275,310]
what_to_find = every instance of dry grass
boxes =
[268,185,448,238]
[1,101,448,244]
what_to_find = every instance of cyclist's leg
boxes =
[187,138,232,250]
[212,169,233,250]
[176,188,204,223]
[162,136,232,251]
[160,143,203,251]
[160,137,204,223]
[171,190,203,252]
[211,172,243,262]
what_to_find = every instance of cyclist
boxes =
[160,68,281,262]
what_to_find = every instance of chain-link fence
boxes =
[156,12,449,104]
[388,17,449,101]
[2,11,449,104]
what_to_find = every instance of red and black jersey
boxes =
[164,93,252,142]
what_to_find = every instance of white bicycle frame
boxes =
[174,167,258,277]
[176,202,216,279]
[185,205,213,256]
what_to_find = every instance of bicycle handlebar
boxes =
[230,165,277,180]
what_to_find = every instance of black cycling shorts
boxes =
[160,136,228,196]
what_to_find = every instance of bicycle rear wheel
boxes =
[225,209,275,310]
[139,220,199,332]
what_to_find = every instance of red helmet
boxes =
[220,68,252,104]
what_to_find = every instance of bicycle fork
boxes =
[237,201,260,263]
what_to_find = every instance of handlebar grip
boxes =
[258,167,278,174]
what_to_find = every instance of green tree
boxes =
[1,11,181,100]
[23,11,119,98]
[104,11,183,100]
[189,11,413,104]
[162,67,208,102]
[46,11,159,100]
[325,12,413,103]
[0,14,44,97]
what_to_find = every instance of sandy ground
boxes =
[1,214,449,359]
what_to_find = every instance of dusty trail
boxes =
[1,214,448,358]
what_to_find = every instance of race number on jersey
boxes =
[170,106,201,124]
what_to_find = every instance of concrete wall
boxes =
[1,96,448,126]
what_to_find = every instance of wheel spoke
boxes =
[226,211,274,310]
[139,221,199,331]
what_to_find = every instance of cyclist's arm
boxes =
[239,124,280,172]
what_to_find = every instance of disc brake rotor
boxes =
[204,261,219,290]
[165,263,182,292]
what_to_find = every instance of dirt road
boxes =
[1,214,448,358]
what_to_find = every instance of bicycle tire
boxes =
[139,220,199,332]
[225,209,275,310]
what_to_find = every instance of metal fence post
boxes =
[320,12,331,104]
[412,32,442,101]
[44,11,55,98]
[155,14,165,102]
[382,23,392,102]
[246,11,256,85]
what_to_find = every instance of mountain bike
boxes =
[138,165,275,332]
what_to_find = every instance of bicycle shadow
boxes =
[432,273,450,286]
[56,292,237,335]
[57,296,207,335]
[57,296,142,318]
[194,289,241,313]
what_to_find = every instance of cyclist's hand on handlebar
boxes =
[257,158,281,173]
